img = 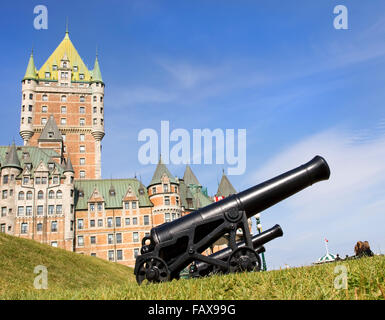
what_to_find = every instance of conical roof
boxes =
[3,143,21,170]
[316,253,336,264]
[216,171,236,197]
[149,157,176,186]
[23,51,37,80]
[38,115,63,142]
[91,55,103,83]
[63,157,74,173]
[183,165,201,186]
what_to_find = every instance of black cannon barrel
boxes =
[194,224,283,272]
[151,156,330,244]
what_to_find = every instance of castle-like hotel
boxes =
[0,29,237,267]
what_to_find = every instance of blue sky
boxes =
[1,1,385,269]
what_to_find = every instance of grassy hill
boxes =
[1,233,384,300]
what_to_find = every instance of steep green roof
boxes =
[23,51,37,81]
[91,55,103,84]
[0,146,63,176]
[38,115,63,142]
[63,157,74,173]
[2,143,21,170]
[216,172,237,197]
[74,179,153,210]
[183,165,201,186]
[149,158,177,186]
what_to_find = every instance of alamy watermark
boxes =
[33,265,48,289]
[33,5,48,30]
[334,265,348,290]
[138,121,246,175]
[333,5,348,30]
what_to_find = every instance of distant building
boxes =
[0,29,239,267]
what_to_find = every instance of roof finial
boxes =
[65,17,69,34]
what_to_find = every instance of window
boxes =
[78,236,84,246]
[74,66,78,72]
[115,217,121,227]
[91,253,96,257]
[41,177,47,184]
[26,191,32,200]
[37,223,43,232]
[107,218,113,227]
[80,118,85,126]
[61,106,67,114]
[45,72,50,78]
[117,250,123,261]
[53,176,59,184]
[56,190,62,199]
[63,62,67,68]
[80,145,85,153]
[18,207,24,216]
[116,233,122,244]
[90,236,96,244]
[90,203,95,211]
[164,196,170,205]
[18,192,24,200]
[93,106,97,113]
[133,217,137,225]
[78,158,85,166]
[56,205,62,214]
[51,221,58,232]
[97,203,102,211]
[125,218,130,226]
[29,93,33,99]
[165,213,170,223]
[42,106,48,113]
[37,205,43,215]
[172,213,176,221]
[35,177,41,184]
[78,219,84,230]
[21,223,28,234]
[80,96,85,102]
[176,197,180,206]
[49,190,55,199]
[163,184,169,192]
[98,219,103,227]
[90,220,95,228]
[79,74,84,80]
[134,248,139,258]
[1,207,6,217]
[133,232,139,242]
[0,224,5,233]
[48,205,54,214]
[2,175,8,184]
[132,202,137,209]
[61,118,66,125]
[108,250,114,261]
[125,202,129,210]
[144,215,150,225]
[37,191,44,200]
[108,234,114,244]
[175,186,178,193]
[51,242,58,247]
[2,190,7,199]
[80,134,85,142]
[62,134,66,142]
[42,94,48,101]
[52,65,57,71]
[93,118,97,125]
[152,187,156,194]
[80,171,85,179]
[28,117,32,124]
[79,106,85,114]
[61,95,67,102]
[93,96,97,102]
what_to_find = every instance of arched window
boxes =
[56,190,63,199]
[18,192,24,200]
[80,96,85,102]
[49,190,55,199]
[61,95,67,102]
[26,191,33,200]
[38,191,44,200]
[42,94,48,101]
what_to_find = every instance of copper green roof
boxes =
[2,143,21,169]
[23,52,37,81]
[216,172,237,197]
[179,179,213,210]
[0,146,63,176]
[38,115,63,142]
[183,165,201,186]
[91,56,103,83]
[75,179,153,210]
[149,158,177,186]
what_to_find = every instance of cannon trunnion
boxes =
[134,156,330,284]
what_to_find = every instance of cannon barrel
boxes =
[151,156,330,245]
[193,224,283,276]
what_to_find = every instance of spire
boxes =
[216,171,236,197]
[23,50,37,80]
[38,115,63,142]
[91,54,103,83]
[183,165,201,186]
[64,17,69,40]
[3,142,21,170]
[63,156,74,173]
[149,156,176,186]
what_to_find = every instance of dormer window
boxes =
[61,72,68,80]
[52,65,57,71]
[45,72,50,79]
[63,62,67,68]
[79,74,84,80]
[48,131,54,138]
[49,163,55,171]
[73,66,78,72]
[79,190,84,198]
[109,188,116,197]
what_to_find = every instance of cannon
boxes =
[189,224,283,277]
[134,156,330,284]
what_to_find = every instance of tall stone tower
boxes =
[19,29,105,179]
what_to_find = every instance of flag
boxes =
[325,238,328,242]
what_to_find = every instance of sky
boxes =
[0,0,385,269]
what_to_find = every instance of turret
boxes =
[20,51,37,145]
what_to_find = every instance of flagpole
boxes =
[325,238,329,256]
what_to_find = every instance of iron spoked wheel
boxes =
[136,257,170,285]
[228,248,261,273]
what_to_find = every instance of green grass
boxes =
[1,233,384,300]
